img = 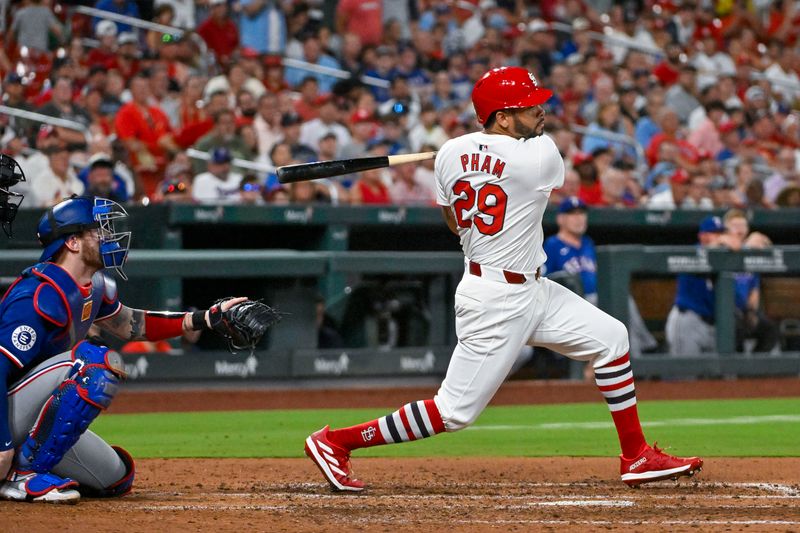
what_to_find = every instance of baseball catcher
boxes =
[0,190,281,504]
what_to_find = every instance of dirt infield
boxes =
[3,377,800,532]
[3,458,800,532]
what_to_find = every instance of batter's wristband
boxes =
[191,310,209,331]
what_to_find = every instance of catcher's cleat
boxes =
[305,426,365,492]
[620,443,703,487]
[0,471,80,504]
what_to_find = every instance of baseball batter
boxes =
[0,192,273,503]
[305,67,702,491]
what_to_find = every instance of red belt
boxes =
[468,261,540,284]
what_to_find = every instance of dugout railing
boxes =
[1,246,798,382]
[596,245,800,380]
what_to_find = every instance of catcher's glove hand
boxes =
[205,298,283,353]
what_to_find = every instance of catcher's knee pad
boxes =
[78,446,136,498]
[18,341,125,474]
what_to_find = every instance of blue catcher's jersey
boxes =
[0,262,121,384]
[542,234,598,301]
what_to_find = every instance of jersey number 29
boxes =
[452,180,507,235]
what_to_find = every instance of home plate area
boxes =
[3,457,799,532]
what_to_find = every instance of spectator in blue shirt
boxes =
[363,46,399,103]
[238,0,287,54]
[93,0,140,34]
[635,89,665,152]
[284,31,342,94]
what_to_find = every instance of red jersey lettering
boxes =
[491,159,506,178]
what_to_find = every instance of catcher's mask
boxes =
[0,153,26,237]
[37,196,132,280]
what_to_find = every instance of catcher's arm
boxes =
[95,298,281,353]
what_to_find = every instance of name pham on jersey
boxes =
[459,153,506,178]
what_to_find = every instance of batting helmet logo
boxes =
[471,66,554,125]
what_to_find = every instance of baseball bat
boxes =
[276,151,437,184]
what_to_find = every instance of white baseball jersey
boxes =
[435,132,564,273]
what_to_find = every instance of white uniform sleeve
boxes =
[537,134,565,191]
[434,140,451,207]
[191,174,216,204]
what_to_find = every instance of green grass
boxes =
[92,397,800,459]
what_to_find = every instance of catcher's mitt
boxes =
[207,298,283,353]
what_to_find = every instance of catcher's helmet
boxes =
[37,196,131,279]
[471,66,553,125]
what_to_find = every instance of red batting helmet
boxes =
[471,67,553,125]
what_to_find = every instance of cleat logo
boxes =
[629,457,647,471]
[361,426,376,442]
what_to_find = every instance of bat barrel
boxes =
[276,151,437,184]
[277,156,389,184]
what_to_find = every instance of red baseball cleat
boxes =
[620,443,703,487]
[305,426,365,492]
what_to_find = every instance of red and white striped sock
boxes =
[594,353,647,458]
[327,399,446,451]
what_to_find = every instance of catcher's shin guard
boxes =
[17,341,125,474]
[78,446,135,498]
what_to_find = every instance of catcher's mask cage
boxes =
[37,196,132,280]
[0,153,26,237]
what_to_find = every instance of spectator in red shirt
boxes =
[646,107,698,167]
[351,164,392,205]
[293,77,321,122]
[263,54,289,94]
[114,73,178,197]
[336,0,383,47]
[87,19,118,69]
[652,42,683,87]
[197,0,240,66]
[83,87,115,136]
[173,82,227,149]
[572,152,606,206]
[108,32,141,83]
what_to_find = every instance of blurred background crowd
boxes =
[1,0,800,210]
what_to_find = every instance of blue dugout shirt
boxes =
[542,234,598,300]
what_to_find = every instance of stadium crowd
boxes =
[1,0,800,209]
